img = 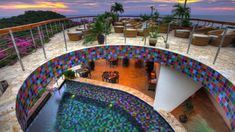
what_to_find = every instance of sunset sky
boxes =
[0,0,235,17]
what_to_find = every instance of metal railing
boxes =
[0,16,234,71]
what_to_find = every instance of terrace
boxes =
[0,4,235,132]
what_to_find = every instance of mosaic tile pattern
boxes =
[55,80,173,131]
[16,45,235,130]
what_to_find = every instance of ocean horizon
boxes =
[1,14,235,23]
[66,14,235,22]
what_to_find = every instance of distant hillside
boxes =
[0,11,65,29]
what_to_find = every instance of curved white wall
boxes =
[154,66,202,112]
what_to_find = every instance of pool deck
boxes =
[0,26,234,131]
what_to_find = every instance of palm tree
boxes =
[111,2,124,16]
[150,6,155,16]
[172,4,190,19]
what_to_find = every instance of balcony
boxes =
[0,16,234,131]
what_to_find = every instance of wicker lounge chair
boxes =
[133,23,143,29]
[114,26,124,33]
[192,34,211,46]
[76,28,85,31]
[174,29,191,38]
[209,29,235,47]
[137,28,150,36]
[159,24,168,33]
[124,28,138,37]
[114,22,124,26]
[195,26,215,34]
[67,31,83,41]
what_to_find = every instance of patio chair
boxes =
[114,22,124,26]
[174,29,191,38]
[124,28,138,37]
[76,27,85,31]
[159,24,168,33]
[195,26,215,34]
[67,31,83,41]
[192,34,211,46]
[209,29,235,47]
[133,23,143,29]
[137,28,150,36]
[114,26,124,33]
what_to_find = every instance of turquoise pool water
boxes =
[27,80,173,132]
[56,93,142,131]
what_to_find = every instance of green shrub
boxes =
[162,15,174,24]
[0,11,65,29]
[63,70,75,79]
[182,19,192,27]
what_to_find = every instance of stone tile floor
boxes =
[0,26,234,131]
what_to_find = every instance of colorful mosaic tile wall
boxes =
[16,45,235,131]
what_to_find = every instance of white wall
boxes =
[154,66,201,112]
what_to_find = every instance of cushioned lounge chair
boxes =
[195,26,215,34]
[124,28,138,37]
[114,26,124,33]
[209,29,235,47]
[159,24,168,33]
[192,34,211,46]
[67,31,83,41]
[174,29,191,38]
[114,22,124,26]
[137,28,150,36]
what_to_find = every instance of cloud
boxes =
[195,6,235,11]
[0,2,68,9]
[52,9,76,13]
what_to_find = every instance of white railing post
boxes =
[187,24,197,54]
[37,26,47,59]
[61,23,68,51]
[55,22,58,33]
[30,29,36,49]
[124,24,127,44]
[9,30,25,71]
[50,23,53,35]
[45,24,49,38]
[213,28,228,64]
[220,24,224,29]
[165,22,172,49]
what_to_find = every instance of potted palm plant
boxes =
[148,28,161,46]
[83,15,111,45]
[179,98,194,123]
[63,70,75,79]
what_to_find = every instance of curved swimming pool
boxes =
[27,80,173,131]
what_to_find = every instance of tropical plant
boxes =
[152,10,160,20]
[149,28,161,38]
[140,14,152,22]
[183,99,194,114]
[0,11,65,29]
[83,14,111,44]
[150,6,155,16]
[189,115,214,132]
[142,27,160,46]
[172,4,191,20]
[103,11,118,23]
[63,70,75,79]
[182,19,192,27]
[172,4,191,26]
[111,2,124,17]
[162,15,174,24]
